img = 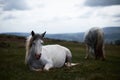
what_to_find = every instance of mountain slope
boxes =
[103,27,120,42]
[47,27,120,42]
[1,27,120,43]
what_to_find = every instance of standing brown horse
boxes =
[84,27,105,60]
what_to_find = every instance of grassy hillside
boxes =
[0,35,120,80]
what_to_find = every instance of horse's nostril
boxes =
[35,53,41,60]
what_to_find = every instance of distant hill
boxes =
[46,32,84,42]
[1,27,120,43]
[0,32,30,37]
[103,27,120,43]
[47,27,120,43]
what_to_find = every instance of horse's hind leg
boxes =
[97,44,105,61]
[65,50,72,67]
[65,54,79,67]
[100,46,105,61]
[94,47,98,60]
[65,56,72,67]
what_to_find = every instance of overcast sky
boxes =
[0,0,120,34]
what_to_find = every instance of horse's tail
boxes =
[71,63,79,66]
[65,63,79,67]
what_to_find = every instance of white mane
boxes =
[25,35,32,64]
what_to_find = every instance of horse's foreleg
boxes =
[30,67,42,71]
[44,63,53,71]
[94,48,98,60]
[32,68,42,71]
[85,45,89,59]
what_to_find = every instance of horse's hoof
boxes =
[101,58,105,61]
[65,63,71,67]
[85,57,88,59]
[44,68,50,71]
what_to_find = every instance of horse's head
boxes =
[30,31,46,60]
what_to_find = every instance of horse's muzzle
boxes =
[35,53,41,60]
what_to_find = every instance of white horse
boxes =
[25,31,78,71]
[84,27,105,60]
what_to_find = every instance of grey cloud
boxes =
[78,11,93,18]
[1,0,29,11]
[113,14,120,22]
[116,20,120,22]
[113,14,120,18]
[85,0,120,7]
[3,14,16,20]
[51,16,73,22]
[114,19,120,22]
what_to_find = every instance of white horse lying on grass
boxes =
[25,31,78,71]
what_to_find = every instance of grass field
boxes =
[0,35,120,80]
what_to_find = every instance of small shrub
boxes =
[0,42,10,48]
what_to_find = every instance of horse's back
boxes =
[84,27,104,47]
[43,44,70,54]
[42,44,71,67]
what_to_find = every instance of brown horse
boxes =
[84,27,105,60]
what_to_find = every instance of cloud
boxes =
[114,19,120,22]
[85,0,120,7]
[113,14,120,18]
[0,0,120,33]
[1,0,29,11]
[2,14,16,20]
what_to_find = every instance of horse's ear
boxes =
[31,31,35,36]
[41,31,46,38]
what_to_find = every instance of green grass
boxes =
[0,35,120,80]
